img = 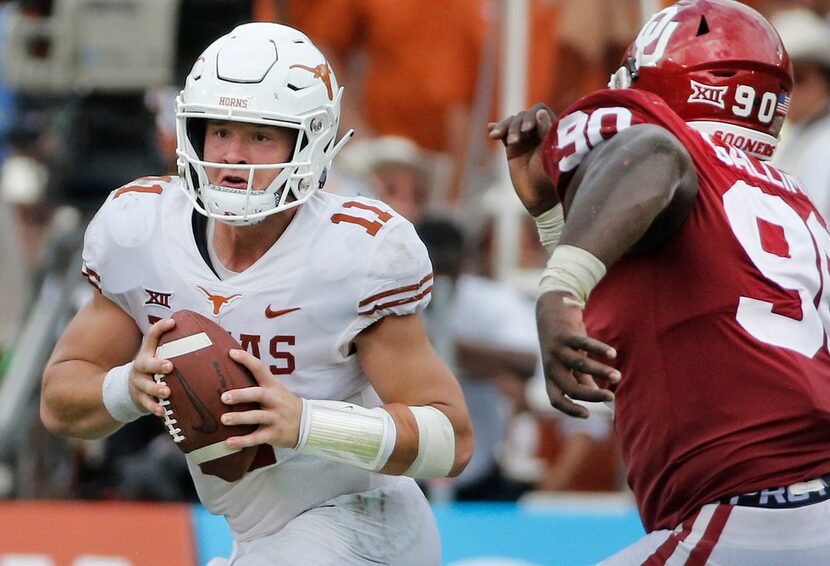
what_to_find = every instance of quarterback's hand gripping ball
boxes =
[154,310,260,481]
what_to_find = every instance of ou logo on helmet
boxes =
[634,6,681,67]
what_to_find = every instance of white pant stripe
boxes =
[664,504,717,565]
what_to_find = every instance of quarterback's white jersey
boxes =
[81,176,434,540]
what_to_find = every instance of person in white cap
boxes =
[772,8,830,217]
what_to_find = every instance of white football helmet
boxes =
[176,22,353,225]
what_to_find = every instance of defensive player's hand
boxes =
[487,104,559,217]
[130,317,174,417]
[536,292,621,418]
[221,348,303,449]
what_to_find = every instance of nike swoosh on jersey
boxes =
[175,368,219,434]
[265,306,302,319]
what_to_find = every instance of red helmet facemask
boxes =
[609,0,793,160]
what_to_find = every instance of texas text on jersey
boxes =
[541,88,830,531]
[81,175,434,539]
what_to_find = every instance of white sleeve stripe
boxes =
[82,271,102,292]
[82,263,102,290]
[156,332,213,359]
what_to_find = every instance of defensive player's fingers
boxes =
[545,379,590,419]
[567,334,617,359]
[520,103,550,133]
[542,358,589,417]
[560,380,615,404]
[506,111,528,145]
[559,352,621,385]
[487,121,503,137]
[221,409,271,427]
[535,107,553,136]
[487,115,514,139]
[574,372,601,390]
[220,386,263,405]
[520,110,539,133]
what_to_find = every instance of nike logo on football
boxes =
[265,306,301,319]
[175,368,219,434]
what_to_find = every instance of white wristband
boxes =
[538,244,607,308]
[403,406,456,478]
[295,399,397,472]
[534,203,564,256]
[102,361,150,423]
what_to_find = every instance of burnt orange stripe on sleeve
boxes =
[358,273,434,307]
[358,286,432,316]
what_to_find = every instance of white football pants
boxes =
[216,478,440,566]
[598,498,830,565]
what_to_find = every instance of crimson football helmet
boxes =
[609,0,793,160]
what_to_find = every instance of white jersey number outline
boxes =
[557,107,633,173]
[723,180,830,357]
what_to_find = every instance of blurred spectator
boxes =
[284,0,489,209]
[0,0,255,502]
[286,0,489,154]
[0,2,28,352]
[418,219,537,501]
[338,135,451,224]
[553,1,641,113]
[772,8,830,217]
[759,0,830,18]
[503,375,619,493]
[418,218,620,500]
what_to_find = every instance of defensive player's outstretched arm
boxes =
[536,124,699,417]
[559,123,699,266]
[487,103,559,216]
[41,293,173,439]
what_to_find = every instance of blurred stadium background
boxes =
[0,1,826,564]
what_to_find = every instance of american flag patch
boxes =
[777,92,791,115]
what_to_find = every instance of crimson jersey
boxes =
[541,89,830,532]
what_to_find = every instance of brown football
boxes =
[154,309,259,482]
